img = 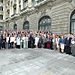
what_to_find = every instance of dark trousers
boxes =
[17,45,20,49]
[0,43,2,49]
[10,42,14,48]
[2,42,6,49]
[65,46,71,54]
[38,43,43,48]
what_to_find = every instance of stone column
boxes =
[16,0,19,14]
[10,0,14,16]
[3,0,5,20]
[28,0,32,7]
[21,0,23,10]
[10,0,12,17]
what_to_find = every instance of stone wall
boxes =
[51,2,73,34]
[5,0,75,34]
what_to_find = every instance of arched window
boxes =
[70,10,75,35]
[23,21,29,30]
[38,16,51,31]
[14,24,17,30]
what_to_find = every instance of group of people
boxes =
[0,29,75,55]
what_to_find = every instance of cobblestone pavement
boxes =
[0,48,75,75]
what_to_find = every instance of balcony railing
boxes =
[11,13,16,17]
[32,0,47,7]
[21,6,28,12]
[33,0,55,7]
[10,13,19,19]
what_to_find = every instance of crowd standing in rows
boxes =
[0,30,75,55]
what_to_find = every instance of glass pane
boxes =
[71,21,75,35]
[71,22,74,30]
[74,29,75,35]
[72,14,75,19]
[38,16,51,31]
[23,21,29,30]
[74,22,75,29]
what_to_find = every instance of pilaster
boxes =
[21,0,23,10]
[16,0,19,14]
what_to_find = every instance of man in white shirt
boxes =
[10,34,15,48]
[6,34,9,49]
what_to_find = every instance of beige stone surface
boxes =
[0,48,75,75]
[0,0,75,33]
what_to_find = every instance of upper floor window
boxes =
[23,0,28,8]
[0,0,3,3]
[11,1,13,6]
[19,0,21,4]
[23,21,29,30]
[8,1,10,6]
[14,24,17,30]
[0,6,3,11]
[0,15,3,20]
[32,0,36,5]
[38,16,51,31]
[7,10,10,15]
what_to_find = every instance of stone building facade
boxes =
[0,0,75,35]
[0,0,5,30]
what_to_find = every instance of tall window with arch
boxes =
[23,21,29,30]
[14,24,17,30]
[38,16,51,31]
[70,10,75,35]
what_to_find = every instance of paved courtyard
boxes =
[0,48,75,75]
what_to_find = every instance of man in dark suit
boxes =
[65,37,72,54]
[28,34,35,48]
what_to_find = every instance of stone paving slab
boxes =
[0,48,75,75]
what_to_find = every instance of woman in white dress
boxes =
[16,35,21,49]
[34,34,39,48]
[24,34,28,48]
[6,34,9,49]
[55,35,60,51]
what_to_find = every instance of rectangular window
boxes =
[23,0,28,9]
[0,0,3,3]
[0,6,3,11]
[8,1,10,6]
[0,15,3,20]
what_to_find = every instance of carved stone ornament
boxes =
[46,0,56,9]
[41,9,46,16]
